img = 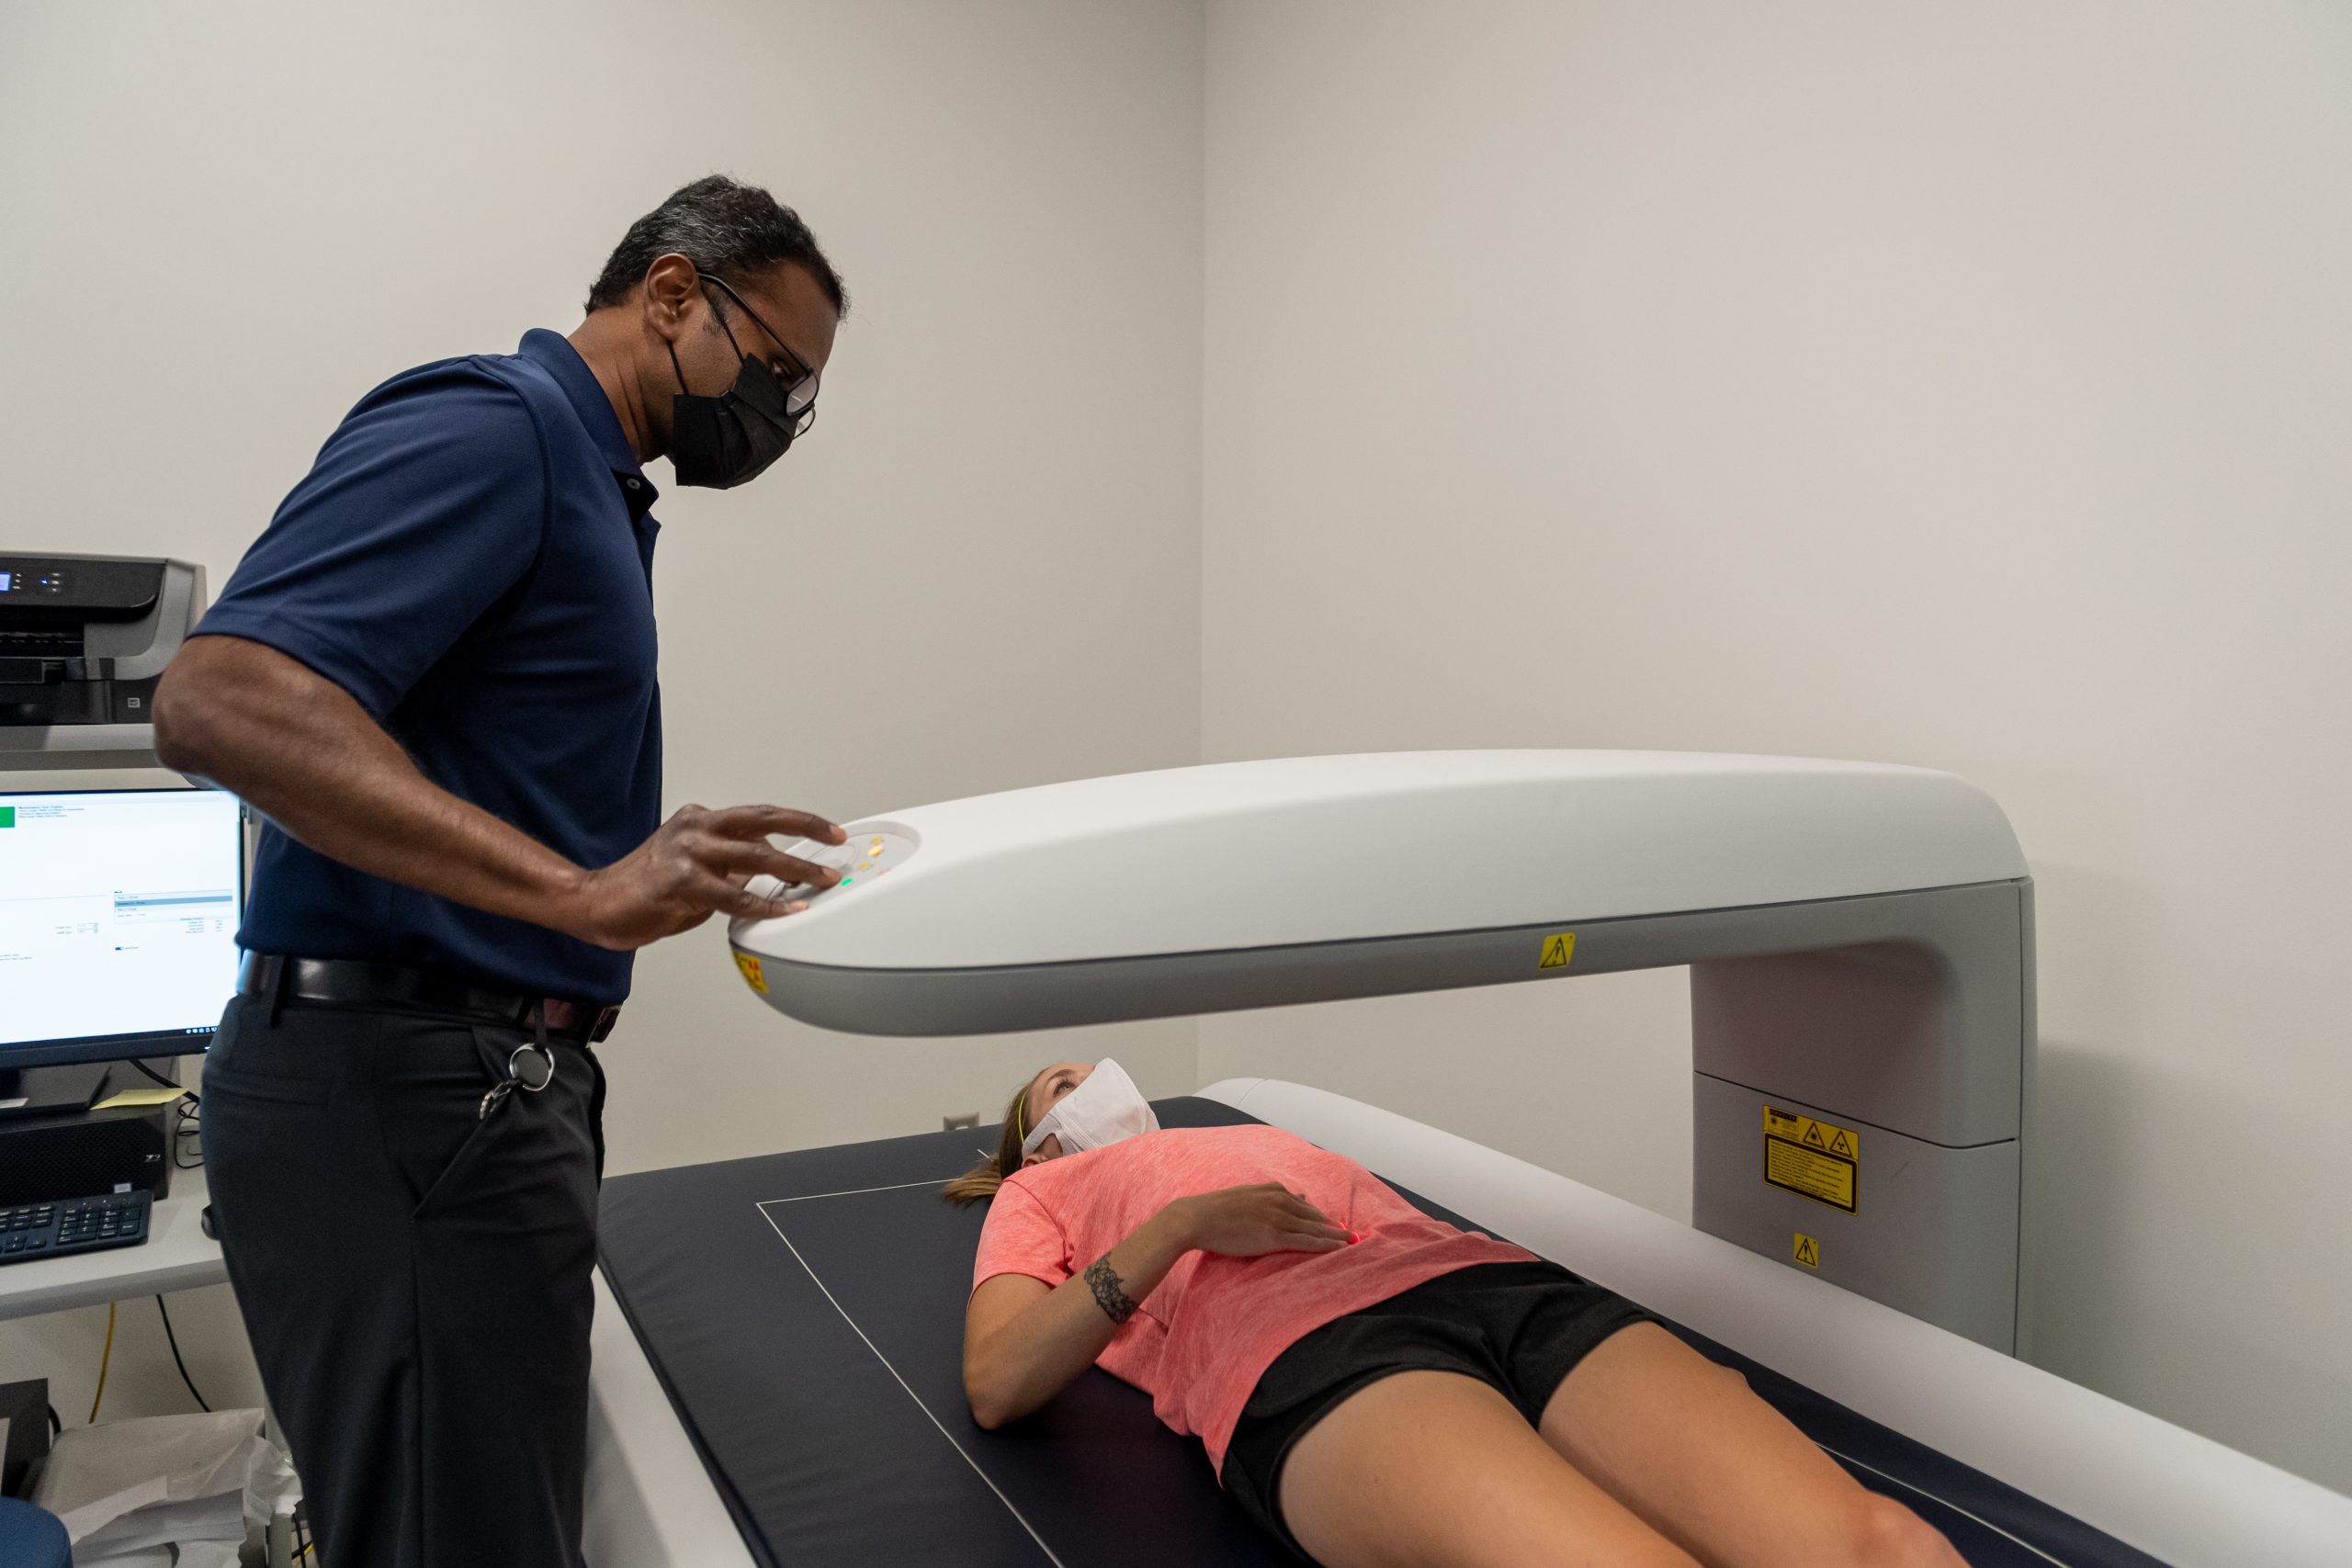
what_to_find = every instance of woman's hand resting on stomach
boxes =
[1169,1183,1352,1257]
[964,1186,1351,1428]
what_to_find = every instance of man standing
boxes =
[153,175,846,1567]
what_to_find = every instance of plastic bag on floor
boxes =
[31,1408,299,1562]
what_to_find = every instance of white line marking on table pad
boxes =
[754,1180,1067,1566]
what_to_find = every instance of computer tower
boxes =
[0,1099,174,1206]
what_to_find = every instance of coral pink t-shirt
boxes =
[971,1123,1536,1474]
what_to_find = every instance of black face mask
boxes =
[666,295,804,490]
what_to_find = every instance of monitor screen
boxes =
[0,787,246,1067]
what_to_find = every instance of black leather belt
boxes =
[236,954,621,1043]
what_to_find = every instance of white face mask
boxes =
[1021,1058,1159,1159]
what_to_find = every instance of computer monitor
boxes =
[0,786,246,1105]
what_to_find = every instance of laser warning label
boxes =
[1762,1106,1859,1213]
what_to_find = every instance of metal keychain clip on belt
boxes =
[480,1002,560,1122]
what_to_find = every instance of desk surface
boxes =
[0,1167,226,1321]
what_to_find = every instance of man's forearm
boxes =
[223,722,586,931]
[967,1204,1196,1428]
[156,638,590,937]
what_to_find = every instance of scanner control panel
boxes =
[754,826,919,910]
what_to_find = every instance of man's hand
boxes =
[1168,1183,1351,1258]
[560,805,848,950]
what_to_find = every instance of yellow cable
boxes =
[88,1300,117,1423]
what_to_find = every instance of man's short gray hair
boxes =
[585,175,845,316]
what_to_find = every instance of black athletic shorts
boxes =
[1219,1259,1658,1561]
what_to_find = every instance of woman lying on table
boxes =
[949,1059,1963,1568]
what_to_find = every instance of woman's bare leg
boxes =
[1538,1325,1964,1568]
[1277,1370,1701,1568]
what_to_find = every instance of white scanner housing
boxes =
[737,750,2021,967]
[730,751,2036,1352]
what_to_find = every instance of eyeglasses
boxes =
[702,275,820,437]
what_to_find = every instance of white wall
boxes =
[1200,0,2352,1491]
[0,0,1204,1426]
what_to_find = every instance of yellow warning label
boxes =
[1762,1106,1859,1213]
[733,951,769,995]
[1537,932,1576,971]
[1792,1233,1820,1269]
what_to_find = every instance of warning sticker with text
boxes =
[1761,1106,1859,1214]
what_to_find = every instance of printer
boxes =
[0,553,205,752]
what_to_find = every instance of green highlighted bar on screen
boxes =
[0,807,14,828]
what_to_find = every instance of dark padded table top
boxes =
[598,1097,2165,1566]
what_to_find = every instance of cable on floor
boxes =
[88,1300,116,1423]
[155,1294,211,1411]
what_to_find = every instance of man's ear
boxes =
[640,253,704,344]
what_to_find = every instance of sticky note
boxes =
[94,1087,188,1111]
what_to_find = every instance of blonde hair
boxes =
[942,1072,1040,1207]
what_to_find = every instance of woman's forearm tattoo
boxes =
[1083,1256,1138,1325]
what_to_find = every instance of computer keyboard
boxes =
[0,1190,152,1264]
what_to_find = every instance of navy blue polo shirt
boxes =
[197,330,662,1004]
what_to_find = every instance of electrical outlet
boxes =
[942,1112,979,1132]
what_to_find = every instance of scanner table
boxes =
[588,1089,2352,1566]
